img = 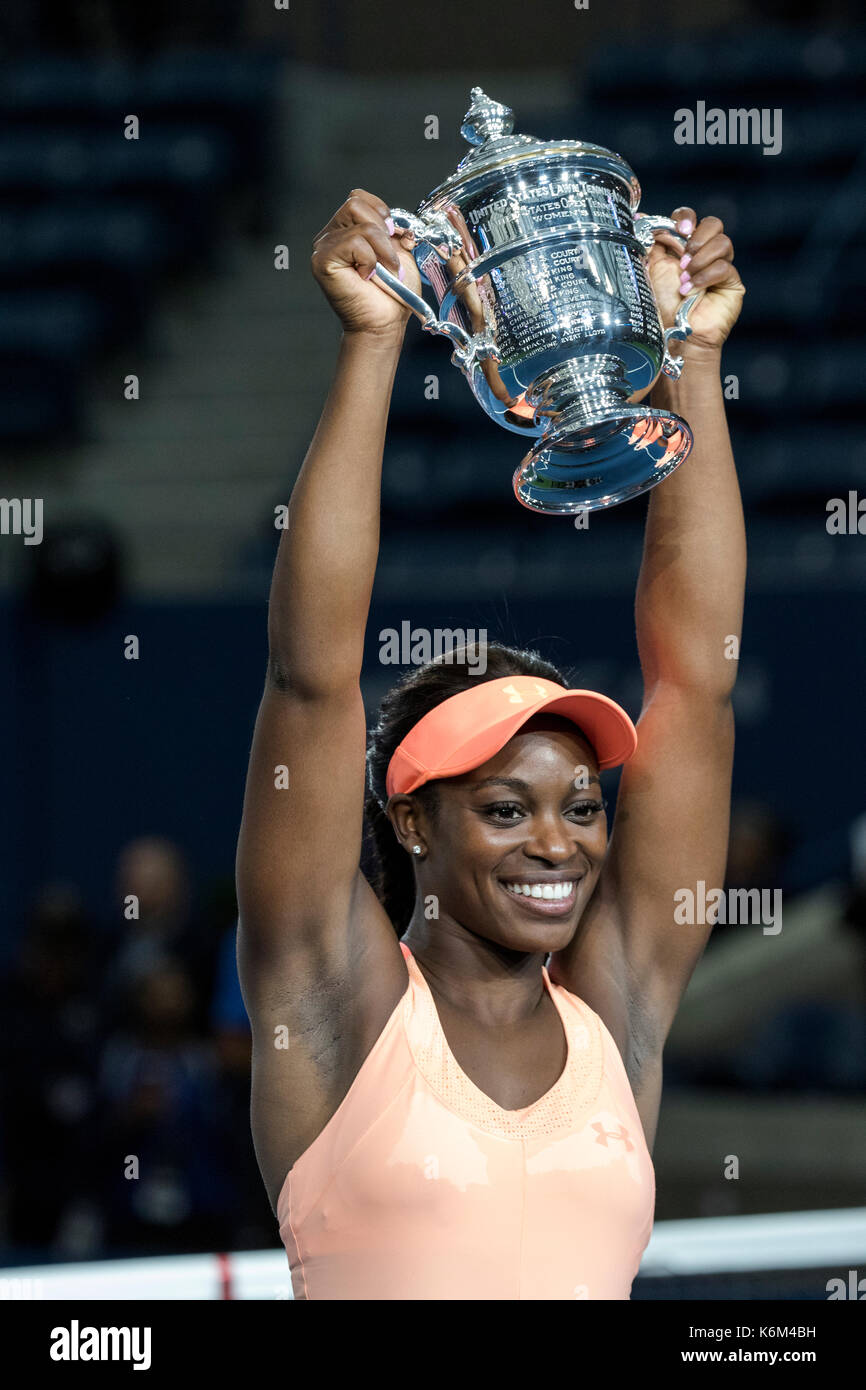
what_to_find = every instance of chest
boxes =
[428,988,569,1112]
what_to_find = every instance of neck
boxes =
[401,911,549,1028]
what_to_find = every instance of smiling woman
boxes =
[364,646,631,937]
[234,188,746,1301]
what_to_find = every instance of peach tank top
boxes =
[278,942,655,1300]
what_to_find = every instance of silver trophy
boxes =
[371,88,705,515]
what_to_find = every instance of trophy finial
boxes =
[460,88,514,146]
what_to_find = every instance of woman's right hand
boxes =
[311,189,423,340]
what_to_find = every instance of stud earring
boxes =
[412,845,422,855]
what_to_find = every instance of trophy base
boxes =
[512,405,693,515]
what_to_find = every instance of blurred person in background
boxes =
[104,836,217,1035]
[724,798,793,896]
[95,959,235,1254]
[0,884,104,1257]
[698,808,866,1093]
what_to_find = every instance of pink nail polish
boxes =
[679,254,691,269]
[364,265,378,280]
[385,216,395,236]
[678,219,694,235]
[398,263,405,281]
[680,278,693,294]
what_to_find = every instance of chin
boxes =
[481,915,577,959]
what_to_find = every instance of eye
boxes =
[482,801,526,823]
[567,798,607,820]
[481,798,607,824]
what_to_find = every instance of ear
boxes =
[386,794,426,855]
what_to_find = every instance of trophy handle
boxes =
[634,213,706,382]
[368,208,499,373]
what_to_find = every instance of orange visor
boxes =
[385,674,637,798]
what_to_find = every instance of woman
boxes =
[236,190,746,1300]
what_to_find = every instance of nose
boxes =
[523,812,578,864]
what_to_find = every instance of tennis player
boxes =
[236,190,746,1299]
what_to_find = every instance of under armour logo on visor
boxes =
[502,682,548,704]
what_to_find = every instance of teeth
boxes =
[504,881,574,900]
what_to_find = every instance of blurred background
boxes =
[0,0,865,1299]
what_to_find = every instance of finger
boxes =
[317,226,401,279]
[646,206,696,258]
[313,200,391,246]
[682,215,724,256]
[650,231,688,257]
[356,220,404,274]
[682,232,734,278]
[683,259,741,294]
[314,190,393,243]
[341,188,392,223]
[670,206,697,240]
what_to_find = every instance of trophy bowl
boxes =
[371,88,705,515]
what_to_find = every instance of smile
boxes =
[498,879,578,916]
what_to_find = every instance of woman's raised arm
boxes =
[236,192,419,966]
[550,207,747,1117]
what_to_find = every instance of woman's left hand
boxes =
[646,206,745,359]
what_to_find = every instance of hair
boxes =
[364,640,578,935]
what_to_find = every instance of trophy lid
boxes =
[421,87,638,207]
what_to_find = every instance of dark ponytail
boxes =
[364,641,571,936]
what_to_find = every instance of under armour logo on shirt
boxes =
[592,1122,633,1151]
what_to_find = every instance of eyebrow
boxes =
[469,774,602,792]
